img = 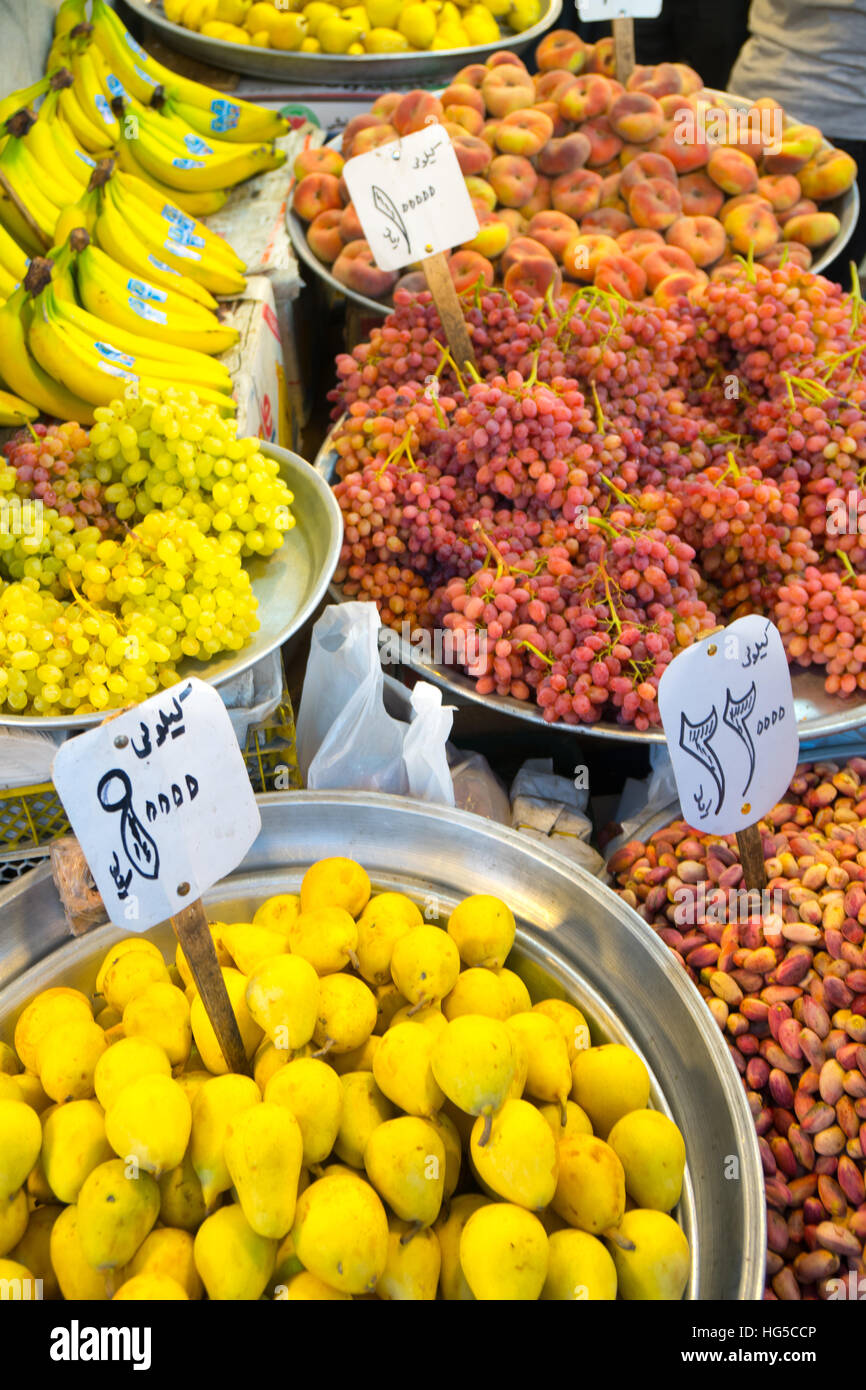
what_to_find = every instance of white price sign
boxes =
[52,678,261,931]
[343,126,480,273]
[577,1,661,18]
[657,616,799,836]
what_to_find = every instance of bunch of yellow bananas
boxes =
[0,0,289,426]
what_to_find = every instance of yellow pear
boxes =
[190,967,263,1073]
[286,907,358,976]
[225,1102,304,1239]
[542,1228,618,1300]
[443,967,510,1021]
[571,1045,651,1138]
[552,1133,626,1236]
[245,953,320,1050]
[219,924,289,975]
[14,989,93,1074]
[0,1188,28,1257]
[356,893,423,985]
[113,1272,188,1299]
[378,1215,441,1299]
[434,1193,487,1299]
[194,1203,277,1301]
[10,1203,62,1300]
[252,893,300,936]
[607,1110,686,1212]
[123,1226,203,1299]
[157,1150,207,1232]
[292,1172,388,1294]
[470,1098,558,1209]
[447,894,516,968]
[313,974,378,1055]
[104,1074,191,1177]
[533,998,591,1063]
[364,1116,445,1226]
[190,1073,262,1209]
[606,1208,691,1300]
[265,1057,343,1165]
[95,939,165,996]
[460,1203,548,1299]
[495,967,532,1014]
[102,951,171,1014]
[42,1099,114,1205]
[372,1021,444,1117]
[334,1071,395,1168]
[300,857,371,915]
[77,1159,160,1271]
[50,1205,109,1300]
[122,983,191,1068]
[94,1036,172,1112]
[391,926,461,1007]
[430,1015,515,1143]
[278,1270,351,1299]
[506,1012,571,1120]
[0,1098,42,1200]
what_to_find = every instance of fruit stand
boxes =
[0,0,864,1327]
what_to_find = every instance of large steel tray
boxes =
[0,789,765,1300]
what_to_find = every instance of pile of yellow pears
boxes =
[166,0,544,55]
[0,857,691,1300]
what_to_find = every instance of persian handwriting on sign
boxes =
[412,141,442,171]
[131,685,192,759]
[742,622,771,669]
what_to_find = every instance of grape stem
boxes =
[517,639,553,666]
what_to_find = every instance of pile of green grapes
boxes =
[0,389,295,717]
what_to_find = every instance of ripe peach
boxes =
[707,147,759,196]
[534,102,569,140]
[534,70,578,103]
[797,148,858,201]
[292,172,342,222]
[562,233,618,281]
[628,62,683,99]
[654,269,707,309]
[559,75,612,123]
[486,52,528,71]
[641,244,696,289]
[720,192,770,220]
[501,236,555,274]
[527,210,579,260]
[608,92,665,144]
[763,124,823,176]
[537,131,591,177]
[582,116,623,168]
[594,253,647,300]
[619,152,677,194]
[582,207,632,237]
[723,201,780,255]
[659,92,700,122]
[341,114,387,157]
[332,240,398,300]
[489,154,539,208]
[338,201,364,243]
[445,105,484,137]
[651,123,709,173]
[495,108,555,157]
[464,176,497,211]
[350,124,398,157]
[551,168,603,219]
[628,177,682,230]
[665,214,726,268]
[451,133,493,177]
[442,84,486,117]
[757,174,802,213]
[453,64,488,89]
[504,256,562,299]
[371,92,402,120]
[306,208,344,263]
[675,64,703,95]
[480,120,501,149]
[447,249,495,293]
[586,36,615,78]
[482,67,536,118]
[499,209,527,238]
[758,241,812,270]
[464,210,512,259]
[536,29,588,74]
[393,91,445,137]
[678,171,724,218]
[599,171,626,209]
[782,211,841,248]
[617,228,665,262]
[293,146,345,181]
[522,176,552,218]
[776,197,818,227]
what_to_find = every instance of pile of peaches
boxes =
[290,29,858,307]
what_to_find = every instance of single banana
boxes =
[54,0,89,40]
[129,119,285,195]
[77,248,239,356]
[93,188,218,310]
[91,0,288,143]
[57,81,114,153]
[105,179,246,296]
[109,168,244,275]
[39,90,100,189]
[0,217,29,284]
[81,241,232,327]
[70,44,120,142]
[115,170,244,272]
[0,141,63,241]
[110,127,229,217]
[0,284,95,422]
[0,387,39,425]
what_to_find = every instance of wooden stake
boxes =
[736,824,767,893]
[171,897,249,1074]
[613,17,636,86]
[422,251,476,372]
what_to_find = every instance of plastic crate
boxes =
[0,691,302,862]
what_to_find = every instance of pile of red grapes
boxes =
[3,421,119,534]
[327,260,866,729]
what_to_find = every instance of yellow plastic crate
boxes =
[0,692,302,859]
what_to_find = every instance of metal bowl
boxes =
[288,95,860,317]
[117,0,562,84]
[0,443,342,733]
[315,438,866,742]
[0,790,764,1300]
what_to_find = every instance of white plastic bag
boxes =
[297,603,455,805]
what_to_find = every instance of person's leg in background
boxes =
[634,0,750,90]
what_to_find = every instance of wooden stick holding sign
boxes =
[612,18,637,85]
[421,252,476,371]
[343,127,480,374]
[657,616,798,895]
[52,677,262,1076]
